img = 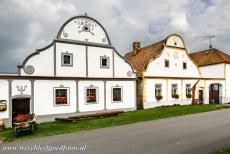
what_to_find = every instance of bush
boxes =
[155,95,163,101]
[186,93,192,98]
[172,94,179,99]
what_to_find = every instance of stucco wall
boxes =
[78,80,104,112]
[143,79,198,109]
[106,80,136,109]
[144,47,200,78]
[34,80,77,116]
[20,45,54,76]
[88,47,113,77]
[199,63,225,78]
[56,42,86,77]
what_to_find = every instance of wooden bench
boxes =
[55,110,124,122]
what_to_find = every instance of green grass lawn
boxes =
[0,104,222,143]
[215,148,230,154]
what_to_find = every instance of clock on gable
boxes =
[57,16,111,45]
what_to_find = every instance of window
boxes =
[86,88,98,103]
[62,53,73,66]
[55,88,69,105]
[171,84,178,96]
[112,87,122,102]
[186,84,191,95]
[100,56,110,68]
[186,84,191,98]
[155,84,162,97]
[155,84,163,100]
[183,62,187,69]
[165,59,169,68]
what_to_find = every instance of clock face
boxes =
[75,18,97,36]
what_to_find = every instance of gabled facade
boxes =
[190,48,230,104]
[0,15,136,127]
[125,34,201,108]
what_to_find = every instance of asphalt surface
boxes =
[1,109,230,154]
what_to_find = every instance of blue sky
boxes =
[0,0,229,72]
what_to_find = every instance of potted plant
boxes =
[27,113,35,121]
[13,113,37,136]
[186,93,192,98]
[172,94,179,99]
[13,114,28,123]
[56,97,67,104]
[156,95,163,101]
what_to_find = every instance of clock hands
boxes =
[78,25,94,35]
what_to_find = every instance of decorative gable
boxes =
[165,34,185,48]
[57,16,111,45]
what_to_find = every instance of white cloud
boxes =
[0,0,230,71]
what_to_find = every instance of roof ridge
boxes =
[141,39,165,50]
[215,49,230,61]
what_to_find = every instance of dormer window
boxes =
[62,53,73,66]
[165,59,169,68]
[100,56,110,68]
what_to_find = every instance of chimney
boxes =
[133,41,141,55]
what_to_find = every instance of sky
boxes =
[0,0,229,72]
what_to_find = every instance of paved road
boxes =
[1,109,230,154]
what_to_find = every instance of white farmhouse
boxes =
[190,48,230,104]
[125,34,201,109]
[0,15,136,127]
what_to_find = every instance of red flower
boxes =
[56,97,67,104]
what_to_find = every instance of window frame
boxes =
[186,84,191,95]
[155,84,162,97]
[61,52,73,67]
[111,86,123,103]
[171,84,178,96]
[100,56,110,68]
[53,87,70,106]
[85,87,99,104]
[164,59,169,68]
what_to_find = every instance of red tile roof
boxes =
[124,40,165,73]
[189,48,230,66]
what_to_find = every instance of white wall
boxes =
[78,80,104,112]
[143,79,197,109]
[106,81,136,109]
[12,80,31,97]
[21,45,54,76]
[0,80,9,119]
[225,64,230,99]
[114,53,136,78]
[34,80,76,115]
[56,42,86,77]
[197,79,226,104]
[88,46,113,77]
[144,47,200,78]
[199,63,225,78]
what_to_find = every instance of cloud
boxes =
[0,0,229,72]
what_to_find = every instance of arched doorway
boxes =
[209,83,222,104]
[12,97,31,125]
